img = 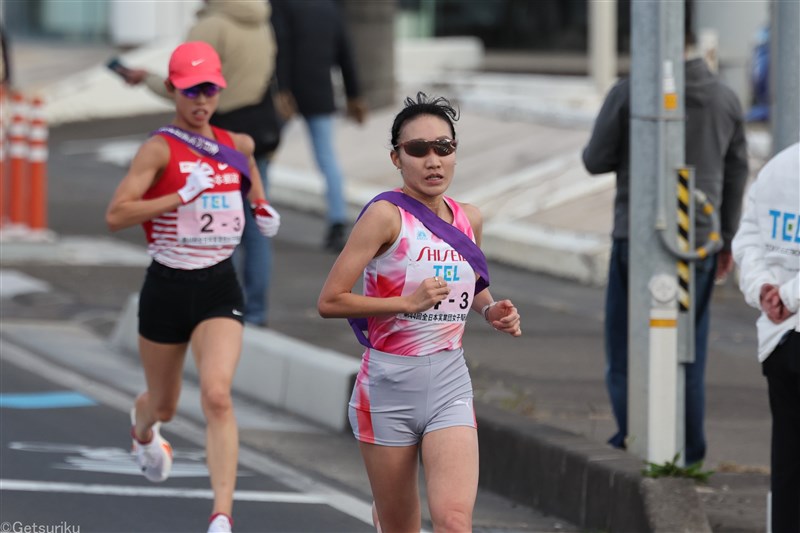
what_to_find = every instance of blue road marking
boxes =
[0,391,97,409]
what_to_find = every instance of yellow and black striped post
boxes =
[676,168,691,313]
[675,167,696,364]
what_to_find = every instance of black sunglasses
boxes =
[179,83,222,99]
[394,138,457,158]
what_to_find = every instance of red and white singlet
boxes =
[142,127,245,270]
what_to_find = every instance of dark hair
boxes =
[390,92,460,147]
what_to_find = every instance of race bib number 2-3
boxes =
[177,191,244,246]
[398,260,474,323]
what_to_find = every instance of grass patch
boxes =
[642,453,714,483]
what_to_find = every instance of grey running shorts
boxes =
[348,347,476,446]
[138,258,244,344]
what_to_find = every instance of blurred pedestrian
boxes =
[271,0,368,252]
[123,0,280,328]
[581,28,749,465]
[105,42,281,533]
[318,93,521,532]
[0,23,11,91]
[732,142,799,533]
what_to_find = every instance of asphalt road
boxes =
[0,340,379,532]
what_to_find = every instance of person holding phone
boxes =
[105,41,280,533]
[318,92,521,532]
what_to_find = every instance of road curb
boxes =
[109,294,359,432]
[476,403,711,532]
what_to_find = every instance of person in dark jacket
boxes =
[581,31,749,466]
[0,24,11,90]
[271,0,367,252]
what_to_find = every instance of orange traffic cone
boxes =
[27,96,48,232]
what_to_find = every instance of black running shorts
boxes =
[138,258,245,344]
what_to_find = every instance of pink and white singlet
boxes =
[142,127,245,270]
[348,196,479,445]
[363,195,477,355]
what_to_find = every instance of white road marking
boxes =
[0,479,327,504]
[0,340,375,525]
[0,270,51,299]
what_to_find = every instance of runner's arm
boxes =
[105,137,178,232]
[319,201,433,318]
[231,132,267,203]
[462,202,521,336]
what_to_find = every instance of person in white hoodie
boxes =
[732,142,799,533]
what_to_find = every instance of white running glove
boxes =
[178,161,215,204]
[252,199,281,237]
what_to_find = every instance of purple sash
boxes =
[348,190,490,348]
[153,125,252,198]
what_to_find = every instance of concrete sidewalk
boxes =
[5,40,773,532]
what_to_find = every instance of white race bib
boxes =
[177,191,244,246]
[397,251,474,323]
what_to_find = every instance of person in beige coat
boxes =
[125,0,280,329]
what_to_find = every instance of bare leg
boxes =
[359,441,421,533]
[132,336,187,442]
[191,317,243,517]
[421,427,478,533]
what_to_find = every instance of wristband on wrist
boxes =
[480,301,498,322]
[251,199,268,215]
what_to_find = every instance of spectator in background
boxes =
[733,142,799,533]
[271,0,368,252]
[746,27,770,123]
[581,28,749,466]
[123,0,280,328]
[0,23,11,90]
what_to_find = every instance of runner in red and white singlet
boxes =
[105,42,280,533]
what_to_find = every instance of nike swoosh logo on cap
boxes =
[191,59,205,66]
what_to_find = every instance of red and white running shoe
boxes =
[208,513,233,533]
[130,407,173,483]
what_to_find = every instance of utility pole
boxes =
[770,0,800,153]
[628,0,685,464]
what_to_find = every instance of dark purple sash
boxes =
[153,125,252,198]
[348,190,490,348]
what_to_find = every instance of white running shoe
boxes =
[208,513,233,533]
[130,407,173,483]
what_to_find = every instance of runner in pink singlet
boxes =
[318,93,522,533]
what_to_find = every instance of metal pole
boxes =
[589,0,618,94]
[770,0,800,153]
[629,0,685,464]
